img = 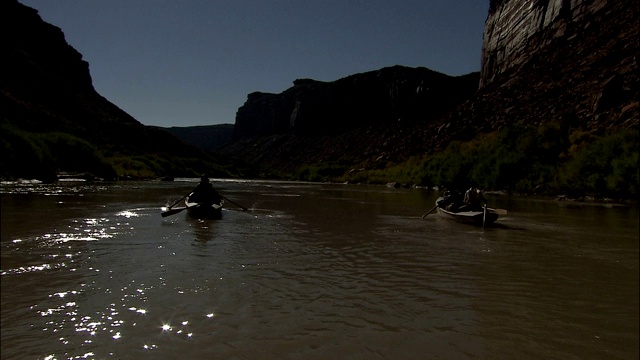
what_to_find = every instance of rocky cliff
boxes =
[1,0,240,180]
[466,0,638,131]
[222,0,637,177]
[233,67,480,138]
[2,0,162,151]
[481,0,628,87]
[156,124,234,152]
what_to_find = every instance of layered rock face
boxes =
[223,0,637,174]
[233,66,480,139]
[480,0,592,86]
[1,0,197,156]
[473,0,638,131]
[481,0,618,87]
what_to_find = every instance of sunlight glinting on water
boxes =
[1,181,638,359]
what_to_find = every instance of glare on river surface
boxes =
[1,180,638,359]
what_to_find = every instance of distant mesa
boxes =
[154,124,234,153]
[221,0,638,178]
[233,66,480,139]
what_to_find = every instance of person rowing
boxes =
[438,190,463,212]
[459,186,486,212]
[188,175,222,206]
[437,187,486,212]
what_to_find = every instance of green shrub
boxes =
[43,132,117,179]
[274,122,637,200]
[294,162,350,182]
[1,124,56,182]
[416,123,637,199]
[560,129,638,198]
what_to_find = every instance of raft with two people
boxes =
[422,188,506,227]
[161,176,247,219]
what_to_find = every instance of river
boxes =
[1,179,638,359]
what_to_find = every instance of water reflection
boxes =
[189,218,218,244]
[1,181,638,359]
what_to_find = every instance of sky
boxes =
[20,0,490,127]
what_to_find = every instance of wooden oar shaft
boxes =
[168,192,192,209]
[161,206,188,217]
[421,204,439,219]
[483,204,487,228]
[161,203,203,218]
[222,196,248,211]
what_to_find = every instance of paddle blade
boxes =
[161,207,187,217]
[493,208,508,215]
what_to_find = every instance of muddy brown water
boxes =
[1,180,638,359]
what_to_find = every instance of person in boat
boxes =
[189,175,222,206]
[460,187,486,212]
[438,190,463,212]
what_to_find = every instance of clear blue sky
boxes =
[20,0,489,127]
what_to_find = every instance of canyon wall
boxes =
[1,0,237,180]
[223,0,637,175]
[471,0,638,132]
[233,66,480,139]
[481,0,631,88]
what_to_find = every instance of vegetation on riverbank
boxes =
[290,123,638,201]
[418,125,637,199]
[3,119,637,203]
[0,124,250,182]
[1,124,114,182]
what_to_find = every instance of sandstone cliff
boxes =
[481,0,631,88]
[222,0,637,177]
[233,67,480,139]
[466,0,638,131]
[1,0,239,180]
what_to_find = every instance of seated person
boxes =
[460,187,486,212]
[438,190,463,212]
[189,175,222,206]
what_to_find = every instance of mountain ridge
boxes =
[1,0,246,181]
[233,66,480,139]
[154,124,234,153]
[2,0,637,198]
[219,0,637,197]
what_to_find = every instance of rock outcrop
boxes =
[1,0,237,179]
[466,0,638,131]
[233,66,480,138]
[0,0,217,157]
[222,0,638,176]
[156,124,234,152]
[481,0,625,88]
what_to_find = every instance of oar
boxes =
[161,192,193,217]
[221,195,248,211]
[483,203,487,228]
[161,206,188,218]
[421,204,439,219]
[167,192,192,210]
[493,208,508,215]
[162,202,203,218]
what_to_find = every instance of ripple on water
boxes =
[2,183,638,359]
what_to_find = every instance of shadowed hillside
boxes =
[220,0,638,199]
[154,124,234,153]
[0,0,246,181]
[221,68,481,173]
[232,67,480,138]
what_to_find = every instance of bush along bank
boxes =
[330,123,638,202]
